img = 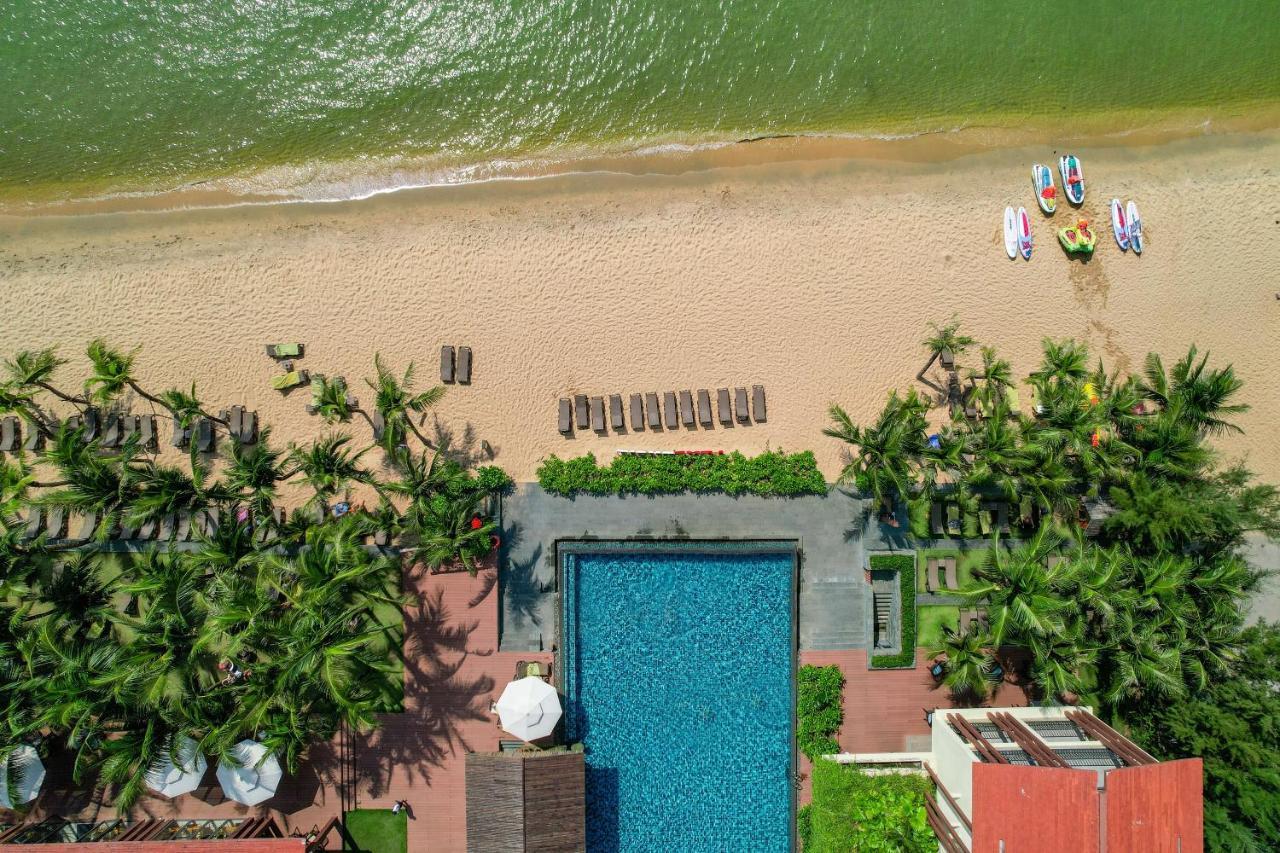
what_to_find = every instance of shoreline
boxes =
[4,102,1279,218]
[2,129,1278,487]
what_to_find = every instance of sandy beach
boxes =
[2,129,1279,488]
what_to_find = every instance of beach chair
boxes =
[71,511,98,542]
[371,409,388,442]
[172,414,191,448]
[45,506,67,540]
[925,557,939,594]
[717,388,732,425]
[22,422,43,452]
[946,503,962,536]
[374,528,391,547]
[83,408,101,442]
[609,394,624,431]
[195,418,215,452]
[440,346,456,383]
[589,396,605,433]
[266,343,303,359]
[158,513,176,540]
[240,410,258,444]
[118,519,138,541]
[734,387,750,423]
[223,407,243,440]
[175,513,192,541]
[996,502,1010,534]
[557,399,572,434]
[21,508,43,541]
[138,517,158,540]
[0,417,17,452]
[629,394,644,431]
[697,390,713,427]
[121,415,139,445]
[1046,554,1064,569]
[663,392,678,429]
[456,346,472,384]
[271,369,309,392]
[138,415,156,450]
[979,504,993,536]
[943,557,959,590]
[930,502,945,536]
[646,393,662,429]
[196,509,219,538]
[574,395,589,427]
[679,391,695,427]
[99,414,122,448]
[752,385,767,422]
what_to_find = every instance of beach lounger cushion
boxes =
[575,395,589,428]
[590,396,605,432]
[271,370,308,391]
[697,390,713,426]
[240,410,258,444]
[266,343,303,359]
[440,346,456,383]
[0,417,17,452]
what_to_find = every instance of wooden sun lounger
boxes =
[930,502,945,536]
[22,508,43,541]
[99,414,121,449]
[734,387,750,423]
[224,407,243,440]
[271,369,309,392]
[609,394,624,431]
[456,347,472,384]
[717,388,732,425]
[943,557,959,590]
[663,392,678,429]
[574,395,589,428]
[557,399,572,434]
[946,503,962,536]
[195,419,215,453]
[0,417,17,452]
[158,513,176,540]
[240,410,258,444]
[996,502,1010,534]
[172,414,190,448]
[121,415,139,444]
[45,506,67,540]
[23,422,42,452]
[440,346,456,383]
[137,415,156,450]
[697,390,713,427]
[72,511,98,542]
[679,391,695,427]
[372,409,387,441]
[81,408,100,442]
[589,397,605,432]
[646,393,661,429]
[925,557,939,593]
[266,343,303,359]
[752,385,767,422]
[137,517,157,540]
[630,394,644,431]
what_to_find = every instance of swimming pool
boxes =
[561,542,796,852]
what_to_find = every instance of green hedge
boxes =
[798,664,845,760]
[805,759,934,852]
[536,450,827,497]
[869,554,917,669]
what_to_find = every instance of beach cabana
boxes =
[145,735,208,799]
[216,740,283,806]
[0,745,46,810]
[495,676,562,742]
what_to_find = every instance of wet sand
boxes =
[1,129,1278,487]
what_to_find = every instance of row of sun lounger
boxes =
[929,499,1016,537]
[440,346,472,384]
[17,506,223,544]
[924,556,960,593]
[558,385,766,434]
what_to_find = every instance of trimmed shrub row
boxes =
[797,664,845,760]
[536,450,828,497]
[869,554,917,669]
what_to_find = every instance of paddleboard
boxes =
[1059,154,1085,204]
[1003,206,1018,259]
[1032,164,1057,214]
[1017,206,1033,260]
[1127,200,1143,254]
[1110,198,1130,251]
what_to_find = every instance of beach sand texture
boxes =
[2,131,1278,489]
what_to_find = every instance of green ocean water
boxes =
[2,0,1278,204]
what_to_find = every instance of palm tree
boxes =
[1027,338,1090,393]
[965,526,1071,647]
[283,434,372,508]
[825,389,933,511]
[223,427,286,519]
[966,346,1014,411]
[38,426,138,539]
[922,319,975,371]
[84,341,226,427]
[1141,346,1247,436]
[4,348,87,408]
[402,490,495,575]
[308,375,356,425]
[365,354,445,452]
[928,626,998,701]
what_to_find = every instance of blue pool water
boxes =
[562,545,795,852]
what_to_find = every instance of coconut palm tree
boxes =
[38,426,139,538]
[284,434,372,508]
[922,319,975,372]
[1141,346,1247,436]
[1027,338,1090,393]
[4,348,87,408]
[223,427,286,519]
[928,626,998,701]
[965,526,1072,646]
[825,389,933,511]
[84,341,226,428]
[966,346,1014,410]
[365,354,445,452]
[308,375,356,425]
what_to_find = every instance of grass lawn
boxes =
[917,605,960,650]
[914,547,990,593]
[345,809,407,853]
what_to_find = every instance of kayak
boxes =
[1110,198,1131,251]
[1127,200,1144,254]
[1032,163,1057,214]
[1003,206,1018,259]
[1017,207,1033,260]
[1059,154,1085,204]
[1058,218,1096,255]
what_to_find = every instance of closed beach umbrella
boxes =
[495,676,562,742]
[0,745,45,810]
[216,740,283,806]
[145,735,208,799]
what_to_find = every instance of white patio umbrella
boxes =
[0,745,45,810]
[216,740,283,806]
[145,735,208,799]
[494,676,562,742]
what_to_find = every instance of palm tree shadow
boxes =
[425,418,495,468]
[501,538,547,640]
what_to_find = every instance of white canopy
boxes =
[215,740,283,806]
[145,735,208,799]
[494,676,562,742]
[0,745,45,810]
